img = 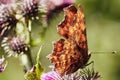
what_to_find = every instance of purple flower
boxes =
[40,68,100,80]
[41,71,62,80]
[0,0,12,4]
[63,0,75,4]
[1,37,29,57]
[40,0,75,12]
[0,0,17,4]
[48,0,75,6]
[0,56,7,73]
[22,0,41,20]
[0,5,18,38]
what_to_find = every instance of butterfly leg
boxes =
[85,61,94,68]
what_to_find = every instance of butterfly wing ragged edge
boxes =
[48,5,91,76]
[57,5,77,38]
[47,39,66,76]
[48,38,84,76]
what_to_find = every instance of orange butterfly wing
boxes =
[48,5,91,76]
[58,5,77,38]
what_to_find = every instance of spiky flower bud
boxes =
[21,0,46,20]
[0,5,18,38]
[9,37,28,54]
[79,68,101,80]
[1,37,29,57]
[41,68,100,80]
[62,68,100,80]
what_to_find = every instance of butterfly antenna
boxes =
[90,51,120,55]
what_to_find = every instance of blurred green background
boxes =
[0,0,120,80]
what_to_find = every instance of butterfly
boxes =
[48,5,91,76]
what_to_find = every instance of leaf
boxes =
[24,46,44,80]
[35,46,44,79]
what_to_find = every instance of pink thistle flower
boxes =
[0,56,7,73]
[40,68,100,80]
[1,37,29,57]
[41,71,62,80]
[40,0,76,11]
[0,0,17,5]
[49,0,75,6]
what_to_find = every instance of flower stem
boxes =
[20,48,33,72]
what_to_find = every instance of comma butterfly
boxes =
[48,5,91,76]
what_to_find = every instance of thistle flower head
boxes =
[0,0,11,4]
[0,0,18,5]
[1,37,29,57]
[62,68,100,80]
[0,5,18,38]
[40,68,100,80]
[0,56,7,73]
[79,68,101,80]
[21,0,46,20]
[40,0,75,12]
[49,0,75,6]
[41,71,62,80]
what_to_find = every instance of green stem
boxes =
[20,19,33,73]
[20,48,33,72]
[28,20,32,45]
